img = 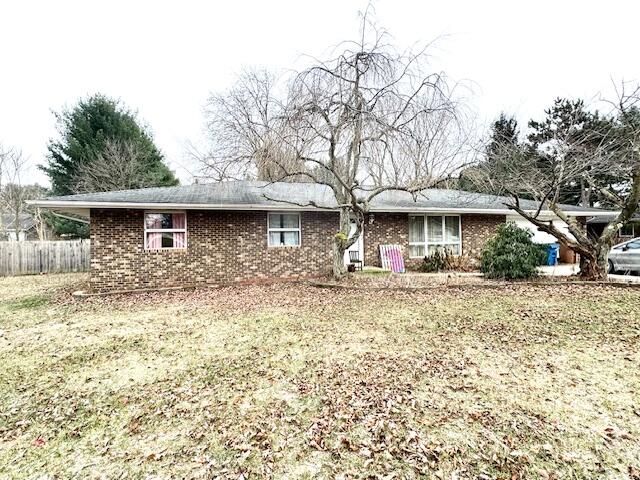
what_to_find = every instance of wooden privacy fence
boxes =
[0,240,90,276]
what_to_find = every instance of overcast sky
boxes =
[1,0,639,186]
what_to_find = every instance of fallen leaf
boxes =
[33,436,46,447]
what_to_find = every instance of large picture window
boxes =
[144,212,187,250]
[408,215,461,257]
[268,213,301,246]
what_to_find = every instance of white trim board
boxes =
[408,214,462,258]
[26,199,615,218]
[267,211,302,247]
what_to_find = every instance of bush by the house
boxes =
[419,249,447,272]
[445,253,475,272]
[533,243,551,265]
[481,223,540,279]
[418,249,474,273]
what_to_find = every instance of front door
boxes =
[343,219,364,266]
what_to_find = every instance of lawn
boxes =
[1,274,639,479]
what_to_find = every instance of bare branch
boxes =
[470,83,640,279]
[194,17,476,278]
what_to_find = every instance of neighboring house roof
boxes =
[587,213,640,224]
[1,213,36,232]
[28,181,616,217]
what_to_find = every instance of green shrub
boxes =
[481,223,541,279]
[533,243,550,266]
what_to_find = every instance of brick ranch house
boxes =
[30,181,612,292]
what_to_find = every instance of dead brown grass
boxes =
[0,273,639,479]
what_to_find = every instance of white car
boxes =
[608,237,640,274]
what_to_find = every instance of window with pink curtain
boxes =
[144,212,187,250]
[173,213,186,248]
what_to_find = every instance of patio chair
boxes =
[349,250,363,271]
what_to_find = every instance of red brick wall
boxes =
[461,214,506,260]
[363,213,411,268]
[363,213,506,268]
[90,209,507,290]
[89,209,338,291]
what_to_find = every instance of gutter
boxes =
[26,199,616,217]
[27,199,320,211]
[50,211,90,224]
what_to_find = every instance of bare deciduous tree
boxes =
[0,145,48,240]
[31,206,49,241]
[198,18,475,278]
[362,85,475,188]
[1,147,28,238]
[73,139,169,193]
[194,69,307,182]
[470,84,640,280]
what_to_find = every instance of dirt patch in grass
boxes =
[0,273,639,478]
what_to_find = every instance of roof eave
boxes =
[370,206,615,216]
[27,199,615,217]
[26,200,324,212]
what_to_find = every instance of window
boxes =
[620,223,635,237]
[625,241,640,250]
[268,213,300,247]
[144,212,187,250]
[408,215,461,257]
[408,216,425,257]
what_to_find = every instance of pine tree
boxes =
[40,94,179,237]
[41,94,178,196]
[527,98,614,206]
[458,113,520,194]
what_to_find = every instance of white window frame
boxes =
[267,212,301,247]
[408,214,462,258]
[620,223,636,238]
[144,210,188,250]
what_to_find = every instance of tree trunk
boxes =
[509,204,613,281]
[331,207,353,280]
[579,178,592,207]
[332,240,347,279]
[579,249,608,281]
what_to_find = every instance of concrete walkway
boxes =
[363,264,640,283]
[538,263,640,283]
[538,264,579,276]
[608,273,640,283]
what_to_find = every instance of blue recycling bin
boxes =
[547,243,560,266]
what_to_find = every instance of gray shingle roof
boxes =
[1,213,36,231]
[31,180,614,216]
[587,213,639,224]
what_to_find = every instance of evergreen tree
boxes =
[458,113,520,194]
[41,94,178,196]
[527,98,614,206]
[487,113,519,159]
